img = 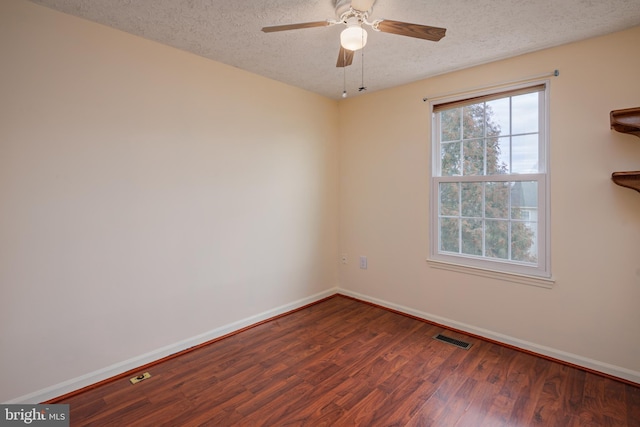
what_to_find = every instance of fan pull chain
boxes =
[342,49,347,98]
[359,32,367,92]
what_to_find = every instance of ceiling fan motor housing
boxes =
[335,0,374,18]
[335,0,353,17]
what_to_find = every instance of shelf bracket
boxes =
[610,107,640,193]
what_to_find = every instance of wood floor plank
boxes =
[507,356,551,425]
[53,295,640,426]
[530,363,575,426]
[627,384,640,427]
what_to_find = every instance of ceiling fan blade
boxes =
[336,46,354,67]
[375,20,446,42]
[350,0,376,12]
[261,21,330,33]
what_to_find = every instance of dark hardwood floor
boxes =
[55,295,640,426]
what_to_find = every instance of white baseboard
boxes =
[338,288,640,385]
[6,288,338,404]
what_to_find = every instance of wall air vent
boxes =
[433,333,472,350]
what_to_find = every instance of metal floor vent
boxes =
[433,333,472,350]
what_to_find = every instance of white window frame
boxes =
[428,80,552,283]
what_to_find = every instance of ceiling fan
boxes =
[261,0,446,68]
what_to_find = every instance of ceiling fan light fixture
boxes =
[340,25,368,51]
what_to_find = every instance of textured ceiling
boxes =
[28,0,640,100]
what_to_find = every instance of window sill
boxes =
[426,259,555,289]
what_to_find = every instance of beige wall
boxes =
[339,26,640,378]
[0,0,339,402]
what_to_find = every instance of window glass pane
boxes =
[440,218,460,252]
[511,181,538,220]
[441,108,461,142]
[463,103,485,139]
[486,98,510,137]
[512,222,538,263]
[463,139,484,176]
[461,182,483,217]
[486,136,510,175]
[461,218,483,256]
[512,134,539,173]
[485,220,508,259]
[485,182,509,219]
[512,92,538,135]
[441,142,461,176]
[439,183,459,216]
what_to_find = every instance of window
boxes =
[430,82,550,279]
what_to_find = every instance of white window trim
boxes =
[428,80,552,283]
[426,259,555,288]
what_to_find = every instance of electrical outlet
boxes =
[130,372,151,384]
[359,256,367,269]
[341,254,348,264]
